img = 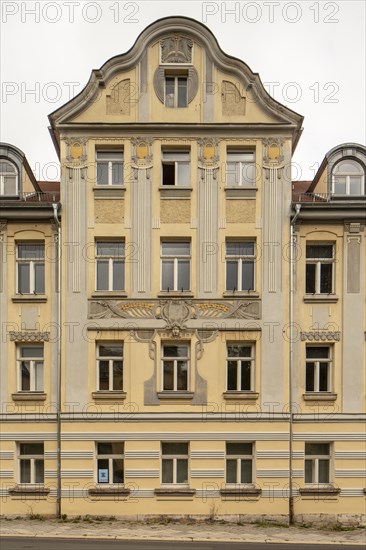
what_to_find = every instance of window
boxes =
[96,442,124,484]
[227,344,254,391]
[226,443,253,484]
[306,244,334,294]
[96,241,125,291]
[162,151,190,186]
[332,160,364,195]
[96,151,123,186]
[305,443,331,484]
[161,442,189,484]
[306,346,332,392]
[0,160,18,195]
[161,241,190,291]
[162,344,189,391]
[19,443,44,484]
[165,76,187,108]
[226,241,255,291]
[16,243,45,294]
[226,151,255,186]
[17,346,44,392]
[97,343,123,391]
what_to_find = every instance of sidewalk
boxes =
[1,517,365,545]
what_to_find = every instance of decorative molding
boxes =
[221,81,246,116]
[106,79,131,115]
[300,331,341,342]
[9,331,50,342]
[344,222,364,234]
[160,35,193,63]
[0,220,7,232]
[263,138,285,166]
[63,137,88,165]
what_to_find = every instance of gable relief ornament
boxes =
[131,137,153,180]
[263,138,285,179]
[160,35,193,64]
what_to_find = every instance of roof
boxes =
[292,181,312,202]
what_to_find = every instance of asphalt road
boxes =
[0,538,362,550]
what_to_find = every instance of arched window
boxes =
[332,160,364,195]
[0,160,19,195]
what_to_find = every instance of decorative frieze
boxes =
[9,332,50,342]
[300,331,341,342]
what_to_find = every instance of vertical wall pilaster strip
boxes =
[71,167,81,293]
[0,222,7,404]
[199,167,218,296]
[132,166,151,297]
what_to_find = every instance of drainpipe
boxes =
[289,203,301,525]
[52,203,62,519]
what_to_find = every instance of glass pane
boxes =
[113,261,125,290]
[18,263,30,293]
[226,162,240,186]
[97,443,123,455]
[162,242,190,256]
[240,361,251,390]
[306,363,315,392]
[162,443,188,455]
[177,459,188,483]
[35,362,43,391]
[96,261,109,291]
[227,152,254,162]
[0,161,16,173]
[18,244,44,260]
[241,459,252,483]
[162,459,173,483]
[242,261,254,290]
[20,443,44,455]
[177,361,188,390]
[305,443,329,456]
[306,245,333,259]
[320,263,332,293]
[35,459,44,483]
[177,161,190,185]
[97,162,108,185]
[161,260,174,291]
[163,345,188,358]
[20,459,31,483]
[97,152,123,161]
[226,443,252,455]
[226,242,255,257]
[318,460,330,483]
[177,260,190,290]
[113,361,123,390]
[4,175,17,195]
[97,242,125,257]
[319,363,329,391]
[34,263,45,293]
[227,361,237,390]
[306,347,329,359]
[98,361,109,391]
[334,177,346,194]
[349,176,362,195]
[226,459,237,483]
[112,162,123,185]
[113,459,124,483]
[226,261,237,291]
[21,347,43,358]
[99,345,123,357]
[21,363,31,391]
[334,161,362,174]
[162,162,175,185]
[305,459,313,483]
[97,459,109,483]
[227,345,251,358]
[306,264,316,293]
[163,361,174,390]
[177,78,187,107]
[243,163,255,186]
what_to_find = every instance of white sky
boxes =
[1,0,365,181]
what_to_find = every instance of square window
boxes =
[306,244,334,294]
[97,343,123,391]
[162,151,190,186]
[226,442,253,484]
[162,344,189,391]
[161,442,189,484]
[96,151,124,186]
[226,151,255,187]
[165,77,187,108]
[17,346,44,392]
[227,344,254,391]
[305,346,332,392]
[96,442,124,484]
[96,241,125,291]
[305,443,331,484]
[226,241,255,291]
[19,442,44,484]
[16,243,45,294]
[161,240,190,291]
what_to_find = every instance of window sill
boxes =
[220,486,261,498]
[12,392,47,401]
[9,486,50,496]
[303,392,337,401]
[157,391,194,400]
[92,391,126,400]
[11,295,47,303]
[299,486,340,497]
[225,187,257,199]
[303,294,339,304]
[88,487,130,496]
[154,487,196,498]
[223,291,260,299]
[223,391,259,400]
[91,291,127,299]
[159,186,193,199]
[93,186,126,198]
[157,291,194,298]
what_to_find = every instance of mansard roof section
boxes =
[0,142,41,194]
[48,16,303,143]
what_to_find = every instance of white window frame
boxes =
[95,442,124,485]
[160,240,191,291]
[226,151,255,187]
[225,240,256,292]
[95,241,125,292]
[17,345,44,392]
[16,242,45,295]
[164,76,188,108]
[226,344,255,391]
[18,442,44,484]
[305,346,332,393]
[161,151,190,186]
[161,343,190,391]
[96,343,124,391]
[96,151,124,186]
[332,159,365,195]
[305,243,334,295]
[225,442,254,485]
[305,443,331,484]
[161,442,189,485]
[0,159,18,195]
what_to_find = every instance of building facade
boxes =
[0,17,365,524]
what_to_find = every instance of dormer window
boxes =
[332,160,364,195]
[0,160,18,195]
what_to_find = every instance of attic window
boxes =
[164,71,188,108]
[0,160,18,196]
[332,160,364,195]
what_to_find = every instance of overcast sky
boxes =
[1,0,365,181]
